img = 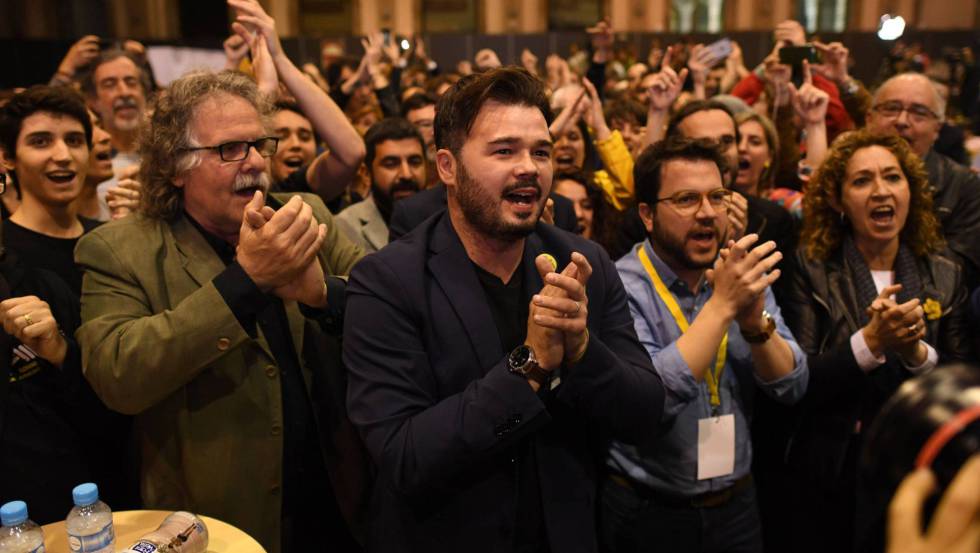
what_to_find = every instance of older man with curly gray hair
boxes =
[74,68,364,552]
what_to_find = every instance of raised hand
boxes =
[475,48,502,71]
[587,19,614,63]
[861,284,927,361]
[647,46,689,113]
[725,191,748,242]
[0,296,68,367]
[774,19,806,47]
[227,0,284,59]
[530,252,593,364]
[106,169,142,219]
[705,234,782,320]
[234,25,279,98]
[812,41,851,85]
[788,60,829,126]
[223,33,250,70]
[521,48,539,76]
[236,192,326,291]
[57,35,100,79]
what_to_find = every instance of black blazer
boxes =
[388,184,579,242]
[344,212,665,553]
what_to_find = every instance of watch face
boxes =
[510,346,531,370]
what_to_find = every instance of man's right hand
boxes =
[647,46,688,113]
[57,35,100,78]
[236,192,325,291]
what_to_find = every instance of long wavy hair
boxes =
[139,70,273,220]
[801,129,943,261]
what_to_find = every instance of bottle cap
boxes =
[72,483,99,506]
[0,501,27,526]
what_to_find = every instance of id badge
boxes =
[697,414,735,480]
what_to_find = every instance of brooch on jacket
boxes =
[923,298,942,320]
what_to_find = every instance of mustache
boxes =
[113,96,139,111]
[391,178,420,194]
[233,171,271,192]
[502,179,541,196]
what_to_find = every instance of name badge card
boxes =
[697,414,735,480]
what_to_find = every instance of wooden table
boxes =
[41,510,266,552]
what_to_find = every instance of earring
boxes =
[763,161,771,169]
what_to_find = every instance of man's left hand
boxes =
[531,252,592,363]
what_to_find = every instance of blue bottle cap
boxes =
[72,483,99,507]
[0,501,27,526]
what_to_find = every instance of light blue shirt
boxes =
[608,240,808,496]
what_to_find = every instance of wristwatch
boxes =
[741,310,776,344]
[508,345,551,386]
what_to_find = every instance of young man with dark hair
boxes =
[400,92,437,159]
[0,85,137,519]
[603,137,806,553]
[335,118,425,252]
[0,85,99,296]
[344,66,666,553]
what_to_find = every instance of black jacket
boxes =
[780,247,973,484]
[344,213,665,553]
[924,148,980,288]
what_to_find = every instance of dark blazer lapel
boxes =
[427,215,502,371]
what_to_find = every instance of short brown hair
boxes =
[434,66,551,155]
[139,70,273,220]
[634,137,730,206]
[801,129,943,261]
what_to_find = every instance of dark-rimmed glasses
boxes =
[181,137,279,162]
[653,188,732,216]
[872,101,939,123]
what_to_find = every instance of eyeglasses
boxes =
[180,137,279,162]
[653,188,732,215]
[872,101,939,123]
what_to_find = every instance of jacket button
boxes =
[271,425,282,436]
[265,365,277,378]
[508,414,522,425]
[216,337,231,351]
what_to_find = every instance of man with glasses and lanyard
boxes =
[601,137,807,553]
[74,70,364,553]
[867,72,980,288]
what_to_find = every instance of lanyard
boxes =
[637,245,727,411]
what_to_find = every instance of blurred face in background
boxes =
[271,109,316,182]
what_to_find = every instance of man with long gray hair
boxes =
[74,69,365,552]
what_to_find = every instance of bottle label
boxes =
[67,520,115,552]
[121,541,159,553]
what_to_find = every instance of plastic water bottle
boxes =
[0,501,45,553]
[65,483,114,553]
[119,512,209,553]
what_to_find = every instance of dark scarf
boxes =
[843,234,924,327]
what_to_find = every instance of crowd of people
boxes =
[0,1,978,552]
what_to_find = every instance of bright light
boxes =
[878,14,906,40]
[400,39,410,50]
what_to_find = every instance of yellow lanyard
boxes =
[637,245,728,409]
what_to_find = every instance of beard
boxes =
[454,162,542,241]
[372,177,420,223]
[649,218,722,272]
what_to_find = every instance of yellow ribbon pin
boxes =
[923,298,942,320]
[541,253,558,271]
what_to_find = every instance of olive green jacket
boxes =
[75,193,364,553]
